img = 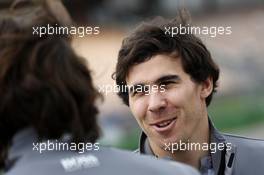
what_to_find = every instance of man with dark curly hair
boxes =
[113,10,264,175]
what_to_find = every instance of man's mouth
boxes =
[150,117,177,132]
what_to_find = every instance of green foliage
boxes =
[115,129,141,150]
[209,93,264,131]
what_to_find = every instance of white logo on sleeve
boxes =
[60,154,100,172]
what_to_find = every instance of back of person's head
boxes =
[0,0,101,168]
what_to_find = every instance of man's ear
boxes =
[200,77,213,99]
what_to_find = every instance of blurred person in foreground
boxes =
[113,10,264,175]
[0,1,200,175]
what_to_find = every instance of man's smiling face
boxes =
[126,54,211,154]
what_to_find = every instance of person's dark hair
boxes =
[113,10,219,107]
[0,0,101,168]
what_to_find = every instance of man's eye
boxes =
[159,81,177,90]
[131,90,143,97]
[131,85,149,97]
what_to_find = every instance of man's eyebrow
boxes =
[128,75,180,92]
[155,75,181,84]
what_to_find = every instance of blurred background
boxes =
[1,0,263,150]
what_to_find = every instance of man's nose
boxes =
[147,92,167,113]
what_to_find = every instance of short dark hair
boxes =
[113,10,219,107]
[0,0,101,166]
